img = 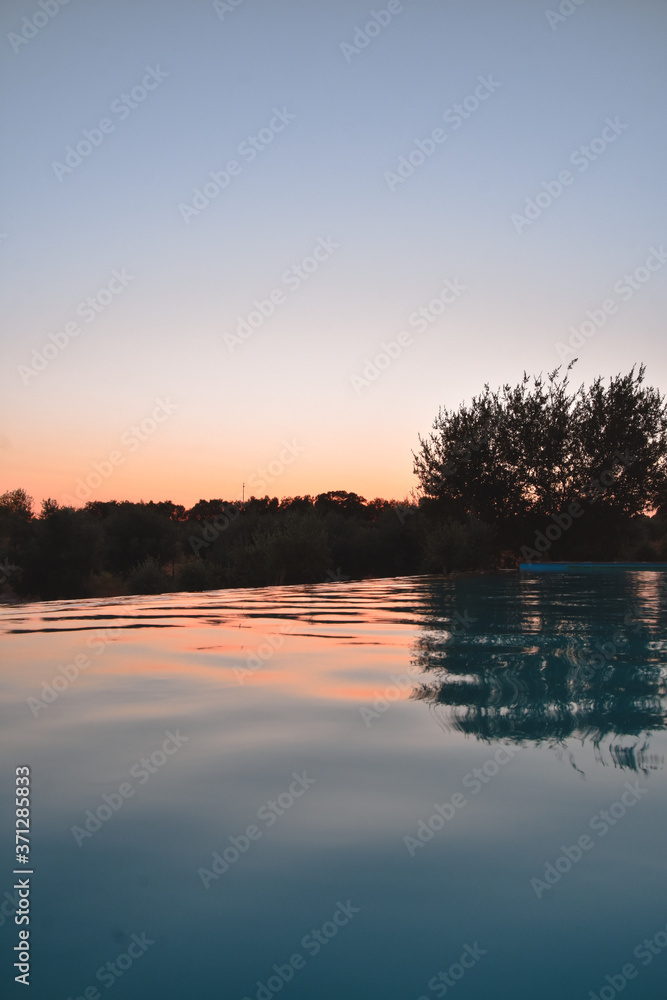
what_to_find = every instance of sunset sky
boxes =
[2,0,666,509]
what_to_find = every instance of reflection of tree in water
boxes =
[410,575,667,773]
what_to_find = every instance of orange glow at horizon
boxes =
[2,435,417,510]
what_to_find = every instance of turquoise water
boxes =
[1,573,666,999]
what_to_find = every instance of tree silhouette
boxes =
[413,364,667,523]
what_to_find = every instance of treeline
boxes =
[1,485,666,602]
[3,364,667,601]
[0,490,420,600]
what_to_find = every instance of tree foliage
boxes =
[413,364,667,521]
[2,365,666,600]
[0,488,33,520]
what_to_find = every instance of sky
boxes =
[1,0,666,509]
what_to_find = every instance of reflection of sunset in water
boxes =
[1,572,667,998]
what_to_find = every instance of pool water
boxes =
[1,572,666,999]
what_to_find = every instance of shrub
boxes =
[174,559,221,592]
[126,557,169,595]
[421,515,496,573]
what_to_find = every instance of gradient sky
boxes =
[1,0,666,509]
